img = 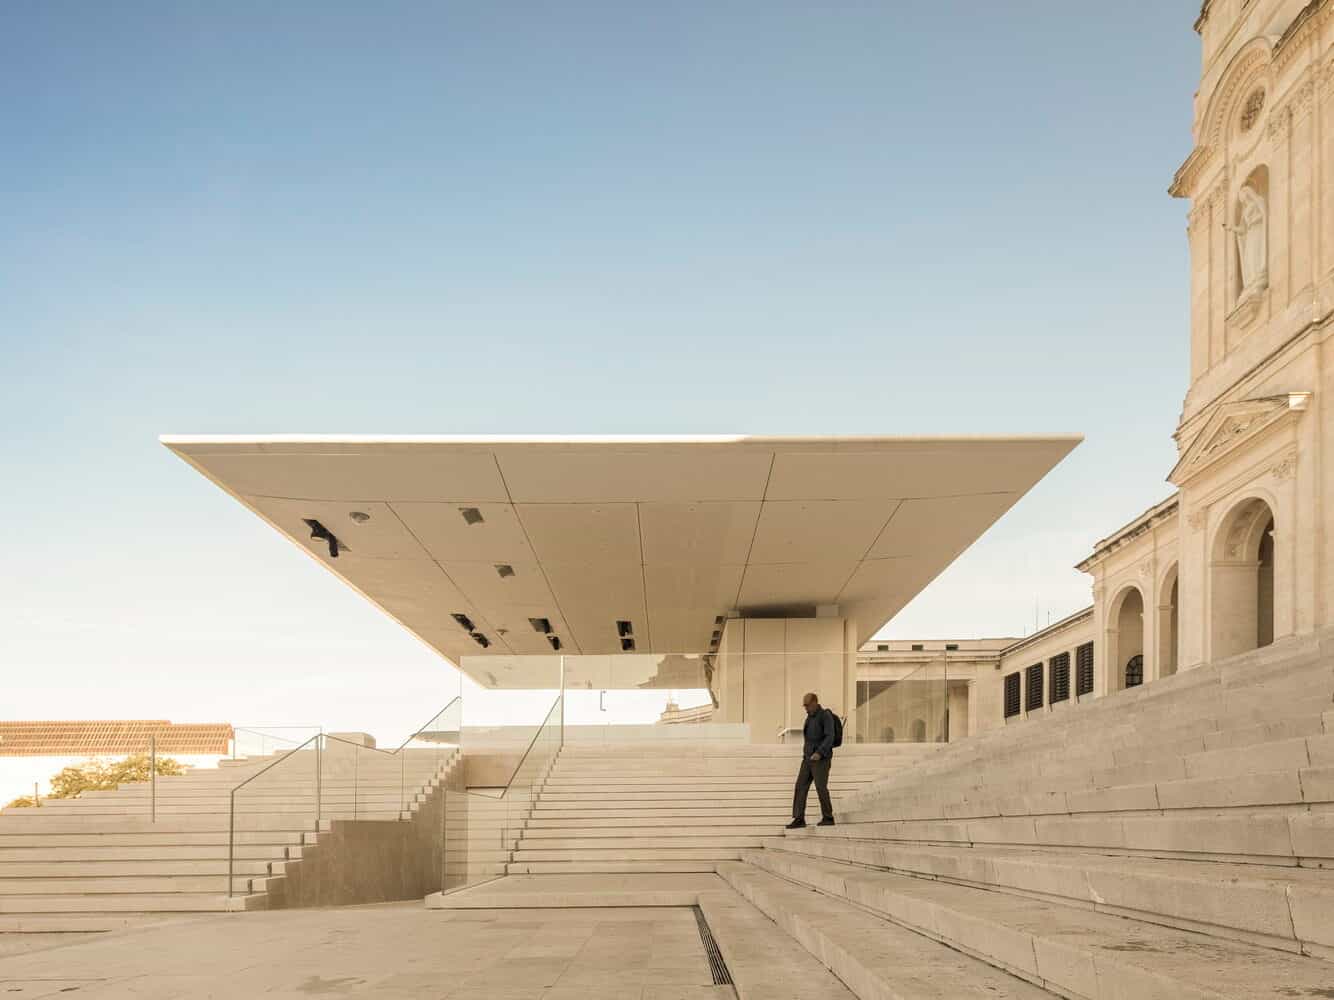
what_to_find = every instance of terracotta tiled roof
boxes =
[0,721,233,756]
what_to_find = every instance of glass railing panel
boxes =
[231,726,321,760]
[440,693,561,895]
[227,733,321,899]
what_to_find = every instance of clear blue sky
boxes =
[2,2,1201,740]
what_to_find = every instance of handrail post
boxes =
[559,655,565,748]
[227,789,236,899]
[315,735,322,830]
[150,734,157,823]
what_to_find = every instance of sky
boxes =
[1,2,1203,755]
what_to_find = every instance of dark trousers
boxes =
[792,757,833,821]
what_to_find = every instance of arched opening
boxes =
[910,718,926,743]
[1210,497,1276,659]
[1157,565,1180,678]
[1108,586,1146,693]
[1125,654,1144,688]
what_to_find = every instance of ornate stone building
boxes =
[865,0,1334,737]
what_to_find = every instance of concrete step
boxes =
[740,848,1334,998]
[511,847,745,862]
[0,859,276,877]
[525,815,785,830]
[0,892,256,913]
[0,875,256,894]
[0,845,292,862]
[516,836,765,850]
[507,860,722,874]
[720,862,1056,999]
[797,811,1334,867]
[765,834,1334,957]
[0,831,305,848]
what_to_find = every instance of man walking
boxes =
[787,691,837,829]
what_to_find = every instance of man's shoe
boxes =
[817,818,836,827]
[785,819,806,830]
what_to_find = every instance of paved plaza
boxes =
[0,903,737,999]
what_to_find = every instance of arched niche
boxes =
[1210,496,1276,659]
[1107,585,1146,693]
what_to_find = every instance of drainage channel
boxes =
[692,905,734,987]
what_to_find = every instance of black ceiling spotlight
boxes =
[616,620,634,638]
[529,617,552,634]
[451,613,476,632]
[470,632,491,648]
[302,519,341,558]
[548,635,562,651]
[620,637,636,652]
[459,507,484,526]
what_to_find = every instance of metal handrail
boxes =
[320,696,463,816]
[227,732,321,898]
[496,694,563,800]
[225,696,462,898]
[438,694,563,897]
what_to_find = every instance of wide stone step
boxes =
[0,845,292,862]
[801,810,1333,866]
[719,862,1056,999]
[507,860,722,874]
[742,848,1334,999]
[766,835,1334,956]
[525,815,784,830]
[0,875,255,894]
[0,831,305,848]
[0,892,252,913]
[518,834,768,849]
[511,846,744,861]
[0,859,275,877]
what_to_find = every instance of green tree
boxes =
[5,796,37,809]
[47,753,185,800]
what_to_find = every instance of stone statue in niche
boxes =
[1228,184,1268,297]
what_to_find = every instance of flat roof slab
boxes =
[163,435,1079,676]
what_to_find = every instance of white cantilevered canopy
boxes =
[162,434,1079,680]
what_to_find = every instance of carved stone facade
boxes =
[1080,0,1330,700]
[864,3,1332,734]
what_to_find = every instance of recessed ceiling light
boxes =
[495,564,515,578]
[620,637,636,652]
[451,613,476,632]
[348,511,371,524]
[529,617,552,634]
[459,507,484,526]
[548,635,562,651]
[470,632,491,648]
[616,620,633,638]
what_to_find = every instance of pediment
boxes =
[1169,395,1299,485]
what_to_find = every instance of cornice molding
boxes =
[1274,0,1332,72]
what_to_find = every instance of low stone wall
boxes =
[267,761,463,909]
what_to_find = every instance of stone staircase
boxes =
[724,631,1334,999]
[0,745,456,926]
[509,742,939,874]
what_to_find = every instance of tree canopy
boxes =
[5,753,185,809]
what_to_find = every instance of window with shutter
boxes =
[1025,663,1044,712]
[1003,673,1021,718]
[1076,642,1094,697]
[1050,652,1071,703]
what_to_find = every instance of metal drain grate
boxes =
[693,905,734,986]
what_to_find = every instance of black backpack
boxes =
[826,708,844,749]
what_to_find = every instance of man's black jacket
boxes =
[801,707,837,761]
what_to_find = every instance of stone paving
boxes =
[0,902,736,999]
